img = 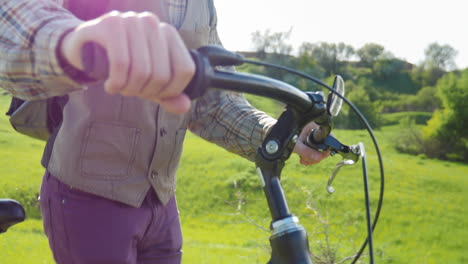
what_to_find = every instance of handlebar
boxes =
[82,44,316,113]
[81,43,360,161]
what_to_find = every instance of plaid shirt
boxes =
[168,0,187,28]
[0,0,275,160]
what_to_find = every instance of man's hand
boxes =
[59,11,195,114]
[293,122,330,166]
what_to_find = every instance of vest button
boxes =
[151,170,158,179]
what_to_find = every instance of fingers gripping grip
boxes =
[81,42,110,81]
[80,43,208,100]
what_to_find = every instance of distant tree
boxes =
[373,58,407,79]
[408,43,458,88]
[423,42,458,71]
[299,42,354,75]
[411,64,446,87]
[373,58,418,94]
[249,29,297,83]
[251,29,293,59]
[292,53,326,91]
[356,43,389,67]
[334,83,381,129]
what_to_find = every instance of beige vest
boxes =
[47,0,216,207]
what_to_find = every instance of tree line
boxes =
[241,29,467,162]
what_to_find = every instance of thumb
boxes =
[158,94,192,115]
[59,16,114,71]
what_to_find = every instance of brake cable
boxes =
[242,59,385,264]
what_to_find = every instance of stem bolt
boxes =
[266,140,279,154]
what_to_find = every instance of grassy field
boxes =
[0,94,467,263]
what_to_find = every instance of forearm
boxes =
[189,90,276,161]
[190,25,277,160]
[0,0,83,100]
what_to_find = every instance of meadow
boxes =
[0,94,467,263]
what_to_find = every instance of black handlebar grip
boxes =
[184,50,207,100]
[80,43,206,99]
[305,128,329,152]
[81,42,109,81]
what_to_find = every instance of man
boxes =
[0,0,328,263]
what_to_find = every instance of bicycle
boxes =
[1,45,384,264]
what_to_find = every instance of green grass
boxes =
[1,94,467,263]
[244,93,285,118]
[381,112,433,126]
[0,219,54,263]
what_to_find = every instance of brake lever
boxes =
[327,159,356,193]
[305,131,362,193]
[306,130,359,159]
[327,142,362,193]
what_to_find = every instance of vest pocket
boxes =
[80,123,140,180]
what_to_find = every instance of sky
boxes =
[215,0,467,69]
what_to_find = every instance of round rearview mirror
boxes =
[327,75,345,116]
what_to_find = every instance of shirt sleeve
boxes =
[0,0,84,100]
[189,23,277,162]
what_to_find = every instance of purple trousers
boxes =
[39,172,182,264]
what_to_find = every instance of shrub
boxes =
[421,70,468,161]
